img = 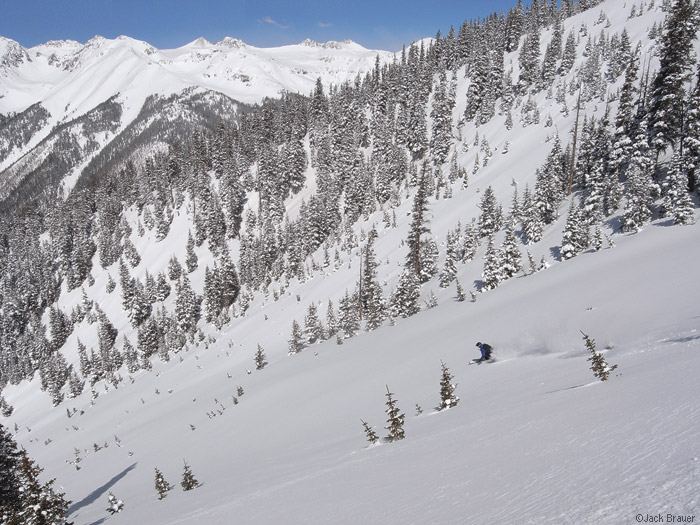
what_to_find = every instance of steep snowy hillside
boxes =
[1,0,700,522]
[4,207,699,525]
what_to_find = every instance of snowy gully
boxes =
[636,514,696,523]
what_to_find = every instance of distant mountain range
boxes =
[0,34,392,210]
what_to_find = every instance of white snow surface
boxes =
[2,0,700,523]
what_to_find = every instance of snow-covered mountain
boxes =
[0,34,392,208]
[1,0,700,523]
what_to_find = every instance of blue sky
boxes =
[1,0,518,52]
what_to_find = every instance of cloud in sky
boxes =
[317,22,332,28]
[262,16,288,29]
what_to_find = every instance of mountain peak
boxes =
[186,37,213,48]
[217,37,246,49]
[0,35,30,68]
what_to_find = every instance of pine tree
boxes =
[181,460,199,491]
[154,468,171,500]
[129,280,152,328]
[664,152,696,225]
[561,31,577,72]
[405,171,431,276]
[500,222,523,279]
[648,0,699,155]
[361,229,386,331]
[338,289,360,338]
[477,186,503,237]
[325,300,339,339]
[439,230,459,288]
[0,423,22,513]
[582,331,618,381]
[175,276,200,334]
[384,385,406,442]
[106,492,124,514]
[304,303,324,344]
[390,271,421,318]
[185,230,198,273]
[155,271,171,301]
[254,344,267,370]
[560,200,588,260]
[361,419,379,445]
[168,255,183,281]
[455,279,467,302]
[684,68,700,192]
[288,320,305,354]
[119,257,134,312]
[481,235,503,291]
[438,361,459,410]
[3,449,71,524]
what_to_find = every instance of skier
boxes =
[474,341,493,363]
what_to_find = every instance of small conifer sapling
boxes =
[181,460,200,491]
[438,361,459,410]
[254,344,266,370]
[106,492,124,514]
[582,331,618,381]
[361,419,379,445]
[154,467,171,500]
[384,385,406,442]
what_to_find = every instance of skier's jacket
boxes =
[478,343,492,360]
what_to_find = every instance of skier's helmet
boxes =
[475,342,481,347]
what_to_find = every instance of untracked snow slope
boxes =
[4,214,699,524]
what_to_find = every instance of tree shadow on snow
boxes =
[665,334,700,344]
[68,462,137,519]
[548,245,561,262]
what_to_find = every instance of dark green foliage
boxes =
[384,385,406,442]
[390,271,421,318]
[405,171,431,277]
[361,419,379,445]
[1,445,71,525]
[582,331,618,381]
[185,230,198,273]
[254,344,266,370]
[288,320,305,354]
[438,361,459,410]
[154,468,171,500]
[0,423,22,512]
[181,460,200,491]
[648,0,699,153]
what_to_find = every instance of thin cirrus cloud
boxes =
[317,22,332,28]
[262,16,289,29]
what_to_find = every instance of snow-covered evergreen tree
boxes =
[560,199,588,260]
[304,303,324,344]
[481,235,503,291]
[500,221,523,279]
[181,460,200,491]
[288,320,305,354]
[390,271,421,318]
[438,361,459,410]
[664,153,696,225]
[154,468,171,500]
